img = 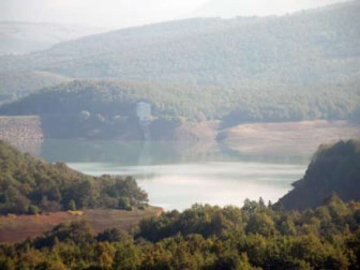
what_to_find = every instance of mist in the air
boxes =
[0,0,350,29]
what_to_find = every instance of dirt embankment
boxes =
[172,120,219,141]
[219,120,360,155]
[152,120,360,147]
[0,207,162,243]
[0,116,358,151]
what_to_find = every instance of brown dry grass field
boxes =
[0,207,163,243]
[222,120,360,156]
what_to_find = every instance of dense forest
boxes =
[280,139,360,210]
[1,197,360,269]
[0,79,358,138]
[0,1,359,136]
[1,1,360,89]
[0,141,148,215]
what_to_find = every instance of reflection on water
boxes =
[68,162,306,210]
[36,139,311,210]
[39,140,311,165]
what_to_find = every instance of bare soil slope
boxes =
[221,120,360,155]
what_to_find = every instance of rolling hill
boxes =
[1,79,358,121]
[0,1,359,89]
[0,1,359,139]
[0,140,148,215]
[0,70,71,97]
[193,0,350,18]
[0,79,358,139]
[0,21,106,56]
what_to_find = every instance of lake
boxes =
[37,140,310,211]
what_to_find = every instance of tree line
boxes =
[0,141,148,215]
[1,196,360,269]
[0,79,358,139]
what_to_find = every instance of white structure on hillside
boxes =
[136,102,151,122]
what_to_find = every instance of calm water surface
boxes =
[38,140,310,210]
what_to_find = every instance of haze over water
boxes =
[38,140,309,210]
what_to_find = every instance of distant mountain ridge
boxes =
[0,1,359,90]
[0,1,359,136]
[0,21,106,56]
[193,0,351,18]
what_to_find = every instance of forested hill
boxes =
[0,79,358,136]
[1,1,360,89]
[0,1,360,86]
[2,196,360,268]
[280,139,360,210]
[0,1,359,137]
[0,141,148,215]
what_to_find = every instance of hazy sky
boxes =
[193,0,349,18]
[0,0,349,29]
[0,0,208,28]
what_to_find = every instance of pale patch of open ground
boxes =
[222,120,360,155]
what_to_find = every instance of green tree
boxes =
[67,200,76,211]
